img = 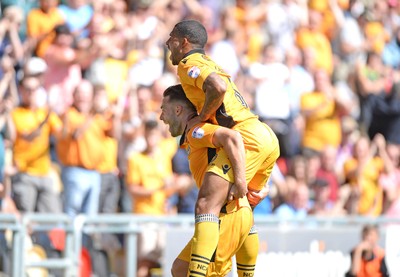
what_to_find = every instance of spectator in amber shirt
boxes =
[296,7,333,75]
[342,135,385,216]
[10,76,62,213]
[57,80,111,217]
[126,120,175,277]
[92,84,122,214]
[300,69,350,154]
[375,134,400,217]
[26,0,64,58]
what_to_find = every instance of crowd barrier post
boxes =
[0,214,21,277]
[20,213,77,277]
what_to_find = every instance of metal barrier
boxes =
[76,214,194,277]
[75,214,141,277]
[253,215,400,226]
[0,213,195,277]
[0,214,21,277]
[20,213,76,277]
[1,214,400,277]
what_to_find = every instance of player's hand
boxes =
[228,182,248,201]
[356,241,372,253]
[373,133,386,152]
[247,186,269,207]
[0,97,14,114]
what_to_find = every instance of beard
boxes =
[169,123,183,137]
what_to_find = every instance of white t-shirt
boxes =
[250,62,291,119]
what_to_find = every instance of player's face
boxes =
[160,97,183,137]
[166,30,184,65]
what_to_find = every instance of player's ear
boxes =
[176,104,183,115]
[182,37,190,47]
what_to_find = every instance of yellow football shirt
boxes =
[181,123,235,188]
[178,50,258,128]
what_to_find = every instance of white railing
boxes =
[1,214,400,277]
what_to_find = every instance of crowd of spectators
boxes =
[0,0,400,275]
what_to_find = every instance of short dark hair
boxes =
[163,84,197,112]
[172,20,207,48]
[361,224,379,239]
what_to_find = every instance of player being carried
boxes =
[166,20,280,276]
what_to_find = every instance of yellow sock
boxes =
[187,214,220,277]
[236,225,259,277]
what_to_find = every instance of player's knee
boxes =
[171,260,178,277]
[195,195,225,215]
[171,258,186,277]
[195,197,210,215]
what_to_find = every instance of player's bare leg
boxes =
[187,172,230,277]
[171,258,189,277]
